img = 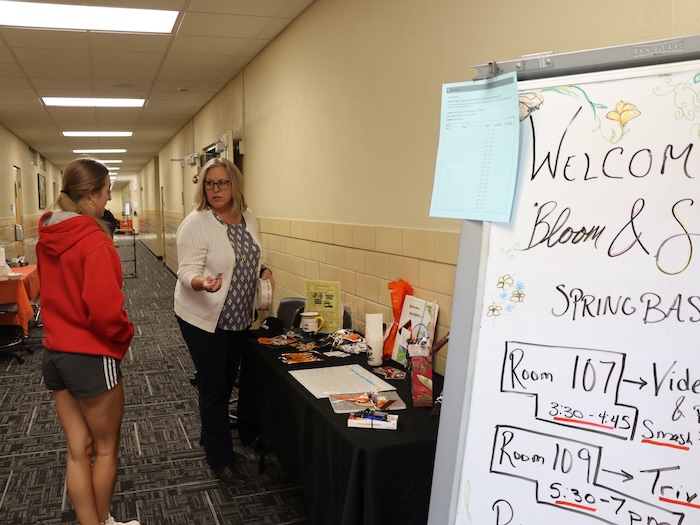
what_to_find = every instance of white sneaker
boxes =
[103,514,140,525]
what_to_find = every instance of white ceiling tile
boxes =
[259,18,292,40]
[0,77,32,88]
[279,0,316,18]
[178,12,269,39]
[12,48,90,66]
[0,48,16,63]
[169,35,251,56]
[91,51,164,68]
[0,64,25,77]
[93,79,152,91]
[0,28,89,49]
[90,32,171,53]
[158,68,221,82]
[92,66,158,81]
[187,0,288,17]
[153,78,219,91]
[23,65,92,79]
[163,52,235,70]
[31,78,94,90]
[0,87,39,98]
[240,39,270,57]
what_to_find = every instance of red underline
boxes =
[641,439,690,451]
[555,500,597,512]
[659,497,700,509]
[553,417,614,430]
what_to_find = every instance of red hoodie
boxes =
[37,212,134,361]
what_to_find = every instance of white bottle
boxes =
[365,313,384,366]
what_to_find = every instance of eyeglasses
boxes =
[203,179,231,190]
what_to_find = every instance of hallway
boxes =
[0,241,310,524]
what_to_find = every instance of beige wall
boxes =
[0,123,61,264]
[136,0,700,375]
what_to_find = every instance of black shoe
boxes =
[212,466,247,486]
[232,451,247,463]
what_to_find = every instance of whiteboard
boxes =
[452,59,700,525]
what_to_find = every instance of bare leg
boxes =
[54,381,125,525]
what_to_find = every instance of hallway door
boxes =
[159,185,165,257]
[12,166,24,256]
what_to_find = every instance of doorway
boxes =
[12,166,24,257]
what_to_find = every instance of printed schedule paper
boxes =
[430,72,520,222]
[289,364,396,399]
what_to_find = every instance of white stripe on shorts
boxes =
[102,356,118,390]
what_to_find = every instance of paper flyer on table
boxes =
[305,280,341,333]
[289,365,395,399]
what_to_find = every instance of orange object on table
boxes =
[0,264,39,335]
[118,218,133,232]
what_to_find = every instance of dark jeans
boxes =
[177,316,245,469]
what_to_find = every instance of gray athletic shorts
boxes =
[42,349,122,399]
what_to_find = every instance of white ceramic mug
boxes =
[300,312,324,334]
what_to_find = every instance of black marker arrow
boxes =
[622,377,647,390]
[602,468,633,482]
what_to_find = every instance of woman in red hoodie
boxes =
[37,157,137,525]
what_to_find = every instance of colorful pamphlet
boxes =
[329,390,406,413]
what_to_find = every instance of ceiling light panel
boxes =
[43,97,145,107]
[0,1,178,33]
[63,131,133,137]
[73,149,127,154]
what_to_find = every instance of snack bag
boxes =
[383,279,413,361]
[411,356,433,408]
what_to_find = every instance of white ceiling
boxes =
[0,0,315,188]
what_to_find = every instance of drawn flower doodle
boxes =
[497,274,514,290]
[510,289,525,303]
[606,100,640,143]
[486,303,502,317]
[519,92,544,121]
[487,276,526,322]
[653,73,700,137]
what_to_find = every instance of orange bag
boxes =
[383,279,413,361]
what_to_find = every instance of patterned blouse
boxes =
[213,212,260,330]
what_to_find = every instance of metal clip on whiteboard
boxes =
[486,60,500,79]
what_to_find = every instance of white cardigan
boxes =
[174,208,262,333]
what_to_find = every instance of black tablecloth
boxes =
[238,337,441,525]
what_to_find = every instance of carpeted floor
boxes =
[0,239,311,525]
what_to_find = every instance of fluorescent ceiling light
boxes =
[63,131,133,137]
[73,149,127,154]
[107,166,120,170]
[43,97,145,108]
[100,160,123,164]
[0,1,178,33]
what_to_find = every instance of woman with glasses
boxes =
[174,157,275,486]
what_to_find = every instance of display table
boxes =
[114,231,137,278]
[0,264,39,335]
[237,337,441,525]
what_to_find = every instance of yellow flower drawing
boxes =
[605,101,640,143]
[606,101,640,126]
